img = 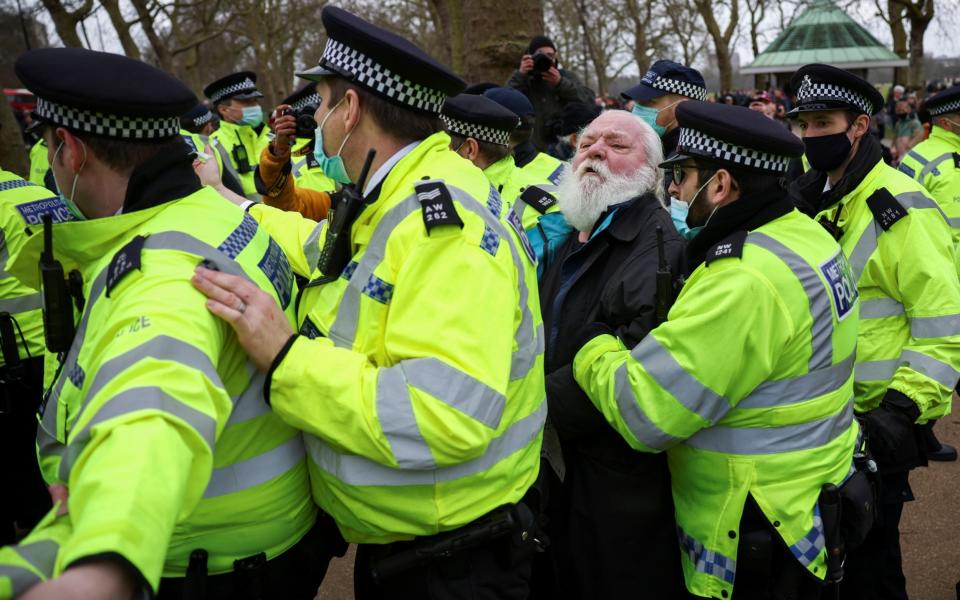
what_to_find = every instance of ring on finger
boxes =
[237,300,247,314]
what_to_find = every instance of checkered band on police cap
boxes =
[647,72,707,102]
[208,77,258,103]
[36,97,180,139]
[441,114,512,146]
[796,75,872,114]
[191,110,213,128]
[320,38,448,114]
[929,98,960,117]
[677,127,791,173]
[291,92,321,113]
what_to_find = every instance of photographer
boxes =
[254,84,335,221]
[507,35,594,151]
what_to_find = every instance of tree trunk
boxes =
[907,18,930,88]
[458,0,542,85]
[887,0,909,84]
[0,104,29,178]
[694,0,738,93]
[38,0,92,48]
[99,0,142,61]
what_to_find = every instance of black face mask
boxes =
[804,129,853,172]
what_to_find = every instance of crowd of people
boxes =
[1,7,960,600]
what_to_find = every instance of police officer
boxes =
[0,171,64,546]
[443,93,563,233]
[206,71,271,200]
[573,102,860,600]
[190,7,545,599]
[622,60,707,159]
[179,103,246,198]
[787,64,960,600]
[484,87,567,189]
[0,47,336,599]
[254,83,336,220]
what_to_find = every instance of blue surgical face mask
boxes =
[631,100,680,137]
[52,140,87,220]
[670,174,716,240]
[239,105,263,127]
[313,98,353,184]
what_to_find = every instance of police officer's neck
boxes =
[347,124,414,185]
[77,159,129,218]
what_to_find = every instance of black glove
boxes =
[861,390,921,466]
[576,322,615,350]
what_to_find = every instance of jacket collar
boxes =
[931,125,960,147]
[588,192,664,243]
[483,154,516,192]
[513,141,539,168]
[123,146,202,213]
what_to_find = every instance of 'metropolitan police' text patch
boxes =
[820,250,859,321]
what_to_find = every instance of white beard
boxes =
[555,158,661,232]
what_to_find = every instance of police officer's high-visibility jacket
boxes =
[897,126,960,259]
[0,186,315,595]
[483,154,563,233]
[573,207,860,599]
[814,159,960,420]
[516,148,566,189]
[0,172,65,366]
[27,140,51,188]
[0,503,72,598]
[248,131,546,544]
[290,137,338,194]
[209,120,271,199]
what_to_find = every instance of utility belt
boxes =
[368,500,543,583]
[157,511,346,600]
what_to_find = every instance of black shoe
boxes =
[929,442,958,462]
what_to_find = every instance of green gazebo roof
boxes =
[741,0,908,74]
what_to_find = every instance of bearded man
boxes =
[536,109,687,598]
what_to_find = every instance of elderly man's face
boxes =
[573,111,648,181]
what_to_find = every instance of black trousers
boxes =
[0,357,51,545]
[835,471,910,600]
[353,522,534,600]
[157,511,346,600]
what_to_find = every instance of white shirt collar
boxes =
[363,140,421,197]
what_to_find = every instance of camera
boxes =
[295,104,319,138]
[532,52,554,77]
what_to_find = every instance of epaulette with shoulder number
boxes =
[106,235,147,297]
[519,186,557,215]
[414,179,463,234]
[705,230,748,266]
[866,187,908,231]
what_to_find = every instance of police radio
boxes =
[40,214,75,353]
[314,149,376,279]
[654,226,673,325]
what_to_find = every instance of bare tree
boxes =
[38,0,92,47]
[694,0,739,92]
[662,0,709,68]
[893,0,934,88]
[622,0,670,75]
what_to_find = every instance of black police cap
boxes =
[924,84,960,117]
[282,84,321,113]
[15,47,195,140]
[297,6,465,114]
[787,64,884,117]
[661,102,804,175]
[622,59,707,103]
[442,94,520,146]
[181,104,214,130]
[203,71,263,104]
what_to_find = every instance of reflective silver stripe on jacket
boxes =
[739,355,855,410]
[684,399,854,455]
[0,539,59,596]
[325,183,541,381]
[847,191,946,281]
[918,152,955,179]
[377,358,508,469]
[305,400,546,487]
[856,350,958,388]
[0,292,42,315]
[860,297,904,319]
[747,233,835,370]
[303,219,325,272]
[910,313,960,339]
[203,434,305,498]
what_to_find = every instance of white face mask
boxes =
[52,139,87,220]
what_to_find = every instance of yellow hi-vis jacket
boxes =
[814,159,960,420]
[27,140,50,187]
[483,153,565,232]
[575,208,859,599]
[209,120,271,199]
[0,189,315,597]
[249,131,546,544]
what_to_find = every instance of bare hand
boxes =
[519,54,534,74]
[543,67,562,87]
[192,144,222,188]
[49,483,69,516]
[191,266,293,371]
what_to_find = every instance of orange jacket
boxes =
[258,145,331,222]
